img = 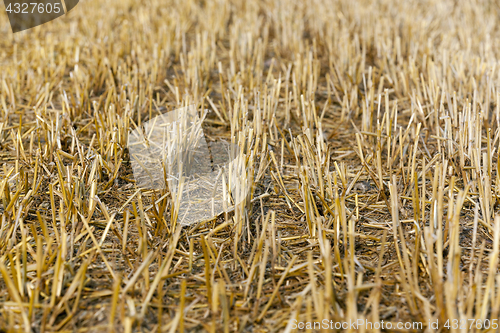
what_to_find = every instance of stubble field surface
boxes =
[1,0,500,332]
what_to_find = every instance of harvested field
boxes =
[1,0,500,331]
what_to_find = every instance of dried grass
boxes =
[1,0,500,331]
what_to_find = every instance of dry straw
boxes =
[1,0,500,331]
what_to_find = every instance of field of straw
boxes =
[1,0,500,331]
